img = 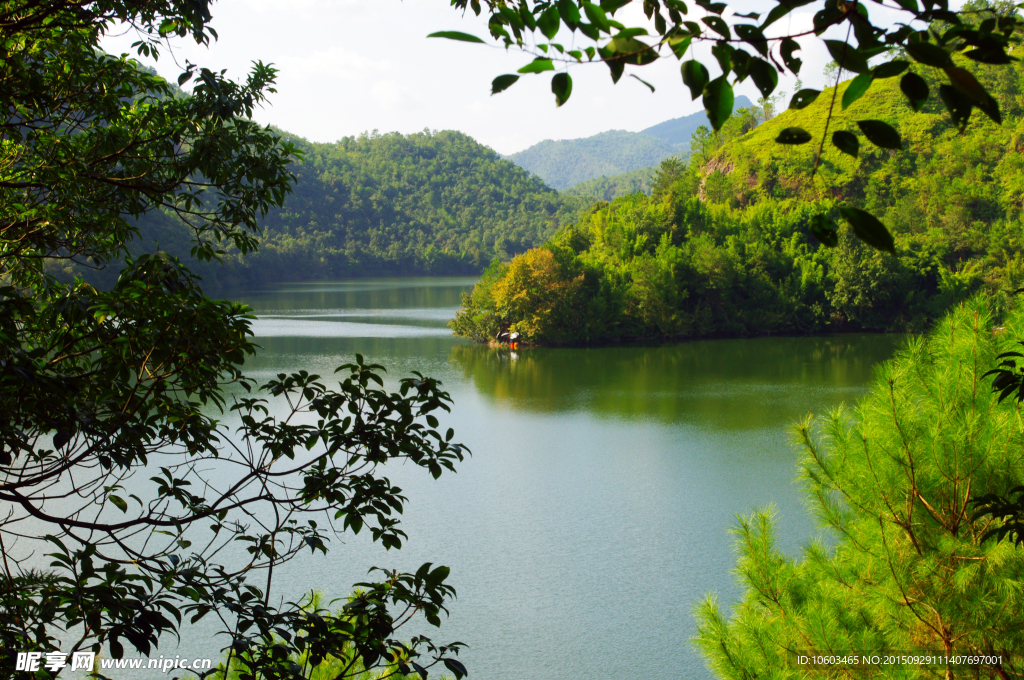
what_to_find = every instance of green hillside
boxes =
[704,66,1024,216]
[251,130,583,278]
[55,129,585,290]
[451,58,1024,345]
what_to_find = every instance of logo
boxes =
[15,652,95,672]
[13,651,214,673]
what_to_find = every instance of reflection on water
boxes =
[149,277,905,680]
[251,317,456,337]
[241,277,474,314]
[449,335,902,428]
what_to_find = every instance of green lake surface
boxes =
[197,277,905,679]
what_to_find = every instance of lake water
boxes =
[214,277,902,680]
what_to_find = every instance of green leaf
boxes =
[582,2,611,31]
[612,27,648,39]
[963,47,1014,65]
[681,60,709,101]
[53,430,72,450]
[809,213,839,247]
[695,0,727,14]
[789,88,820,110]
[552,72,572,106]
[601,0,631,12]
[443,658,468,680]
[905,41,953,68]
[832,130,859,157]
[748,58,778,98]
[668,35,691,60]
[558,0,581,28]
[945,66,1001,124]
[780,38,802,74]
[519,3,537,30]
[938,83,974,131]
[730,49,751,80]
[607,59,625,83]
[518,59,555,74]
[776,127,813,145]
[760,2,791,30]
[702,77,734,131]
[711,41,734,75]
[702,15,731,39]
[158,18,178,36]
[873,60,908,79]
[109,494,128,513]
[630,73,655,92]
[900,72,929,111]
[497,5,525,30]
[735,24,768,56]
[856,119,902,150]
[538,6,561,39]
[839,206,895,253]
[491,74,519,94]
[606,36,657,65]
[824,40,869,73]
[841,72,873,110]
[427,31,486,44]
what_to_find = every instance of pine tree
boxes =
[696,298,1024,678]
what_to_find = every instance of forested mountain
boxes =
[452,58,1024,345]
[506,97,753,190]
[55,129,584,290]
[562,165,658,201]
[506,130,678,190]
[251,130,581,278]
[639,95,752,147]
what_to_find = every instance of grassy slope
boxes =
[712,69,1015,203]
[736,76,934,183]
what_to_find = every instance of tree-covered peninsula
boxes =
[451,57,1024,346]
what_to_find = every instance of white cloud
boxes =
[98,0,928,155]
[370,80,413,110]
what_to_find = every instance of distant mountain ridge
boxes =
[506,130,676,190]
[507,96,752,190]
[640,95,752,146]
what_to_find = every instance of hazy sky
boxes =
[100,0,907,155]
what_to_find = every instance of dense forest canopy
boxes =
[562,164,659,201]
[53,126,585,290]
[253,130,582,278]
[451,53,1024,345]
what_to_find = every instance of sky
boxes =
[99,0,911,156]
